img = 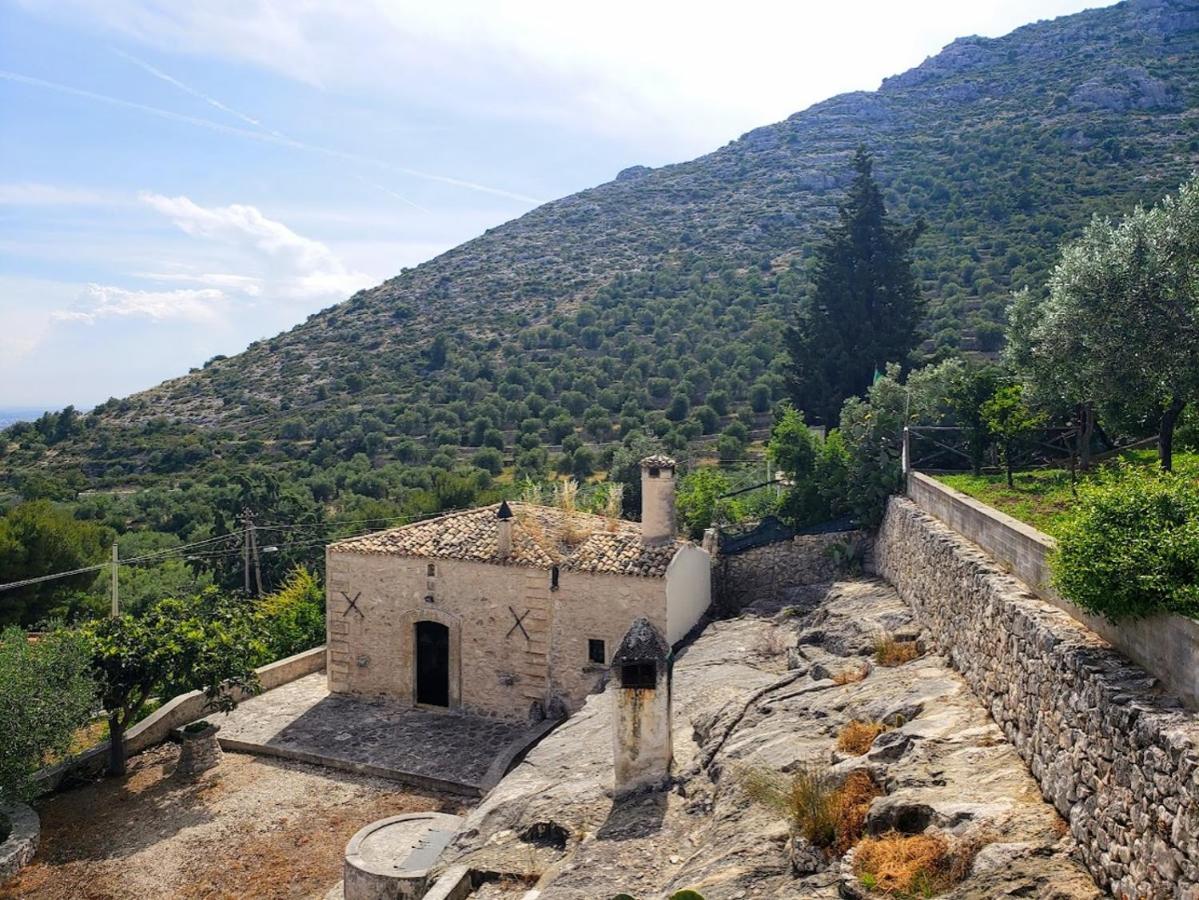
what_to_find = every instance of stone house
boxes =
[324,456,711,720]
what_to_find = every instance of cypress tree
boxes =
[785,147,925,424]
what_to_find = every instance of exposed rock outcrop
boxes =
[435,580,1099,898]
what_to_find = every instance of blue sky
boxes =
[0,0,1113,411]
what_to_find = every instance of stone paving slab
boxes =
[208,673,552,797]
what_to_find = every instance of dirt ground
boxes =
[1,744,466,900]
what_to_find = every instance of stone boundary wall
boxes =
[908,471,1199,709]
[714,530,867,614]
[0,803,38,882]
[875,497,1199,897]
[34,645,326,793]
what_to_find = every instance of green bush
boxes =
[0,625,97,802]
[1051,466,1199,621]
[256,567,326,661]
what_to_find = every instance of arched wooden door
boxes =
[415,620,450,707]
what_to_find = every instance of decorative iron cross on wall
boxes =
[340,591,364,618]
[506,606,530,640]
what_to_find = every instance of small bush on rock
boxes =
[873,635,921,667]
[740,763,882,854]
[837,720,888,755]
[1051,465,1199,621]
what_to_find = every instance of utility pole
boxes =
[250,518,264,597]
[242,508,253,596]
[110,541,119,618]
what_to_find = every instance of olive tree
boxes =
[1011,175,1199,470]
[0,626,97,802]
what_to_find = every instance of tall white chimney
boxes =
[496,500,514,559]
[639,455,677,546]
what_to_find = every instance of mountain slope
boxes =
[13,0,1199,482]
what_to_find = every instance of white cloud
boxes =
[53,284,227,324]
[138,192,374,302]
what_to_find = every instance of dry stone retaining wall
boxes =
[875,497,1199,898]
[714,530,867,613]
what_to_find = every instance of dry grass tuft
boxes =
[854,829,993,896]
[834,770,884,855]
[837,720,888,755]
[873,635,921,667]
[832,665,870,685]
[740,763,882,855]
[854,831,950,895]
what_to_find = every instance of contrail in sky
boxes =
[111,48,271,132]
[0,69,544,205]
[355,176,433,214]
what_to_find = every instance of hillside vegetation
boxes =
[1,0,1198,621]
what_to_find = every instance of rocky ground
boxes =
[437,579,1102,899]
[1,744,464,900]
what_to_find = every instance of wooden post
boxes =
[110,541,119,617]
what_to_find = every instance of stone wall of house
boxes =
[875,497,1199,897]
[326,552,669,720]
[549,568,668,715]
[713,530,868,614]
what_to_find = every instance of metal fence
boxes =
[904,425,1086,474]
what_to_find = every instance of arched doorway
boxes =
[415,620,450,707]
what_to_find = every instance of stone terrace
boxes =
[209,673,551,797]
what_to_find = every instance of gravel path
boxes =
[1,744,465,900]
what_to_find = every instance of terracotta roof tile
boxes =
[330,503,689,578]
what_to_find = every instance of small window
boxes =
[550,566,560,591]
[620,662,657,689]
[588,639,605,665]
[648,466,660,478]
[427,563,436,577]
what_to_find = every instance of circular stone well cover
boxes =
[344,812,463,900]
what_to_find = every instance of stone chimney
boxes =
[639,455,677,546]
[496,500,514,559]
[612,617,672,795]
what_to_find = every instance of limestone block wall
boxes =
[714,530,867,613]
[908,471,1199,709]
[550,569,668,715]
[875,497,1199,897]
[327,551,672,720]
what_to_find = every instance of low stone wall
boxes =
[35,645,327,792]
[908,471,1199,709]
[713,530,868,613]
[0,803,39,882]
[875,497,1199,897]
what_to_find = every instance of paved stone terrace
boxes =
[208,673,548,797]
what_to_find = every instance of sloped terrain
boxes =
[44,2,1199,445]
[434,580,1099,898]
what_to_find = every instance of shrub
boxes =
[873,635,921,667]
[0,626,97,802]
[741,763,882,853]
[1051,465,1199,621]
[832,665,870,685]
[837,721,888,755]
[257,567,327,661]
[853,832,951,895]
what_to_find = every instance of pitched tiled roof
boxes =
[329,503,688,578]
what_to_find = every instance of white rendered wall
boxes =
[665,544,712,644]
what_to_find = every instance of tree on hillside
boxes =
[0,626,96,802]
[0,501,111,627]
[785,147,926,424]
[1011,175,1199,471]
[83,589,262,775]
